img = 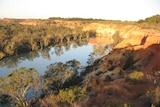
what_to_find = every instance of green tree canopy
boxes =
[0,67,40,106]
[44,60,81,91]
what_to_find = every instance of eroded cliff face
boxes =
[81,24,160,107]
[85,23,160,74]
[83,22,160,38]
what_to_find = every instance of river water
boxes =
[0,38,112,77]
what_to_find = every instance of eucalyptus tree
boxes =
[44,60,81,92]
[44,62,70,91]
[4,41,16,55]
[41,35,50,48]
[0,67,41,107]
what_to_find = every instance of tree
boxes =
[42,36,50,48]
[59,86,86,105]
[145,14,160,23]
[65,59,81,71]
[44,62,70,91]
[44,60,81,91]
[4,41,16,55]
[0,67,41,106]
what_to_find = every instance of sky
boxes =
[0,0,160,21]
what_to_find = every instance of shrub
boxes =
[137,19,145,23]
[107,88,114,95]
[95,71,103,76]
[129,71,144,81]
[108,66,115,71]
[104,75,112,82]
[123,55,134,70]
[86,86,92,92]
[147,86,160,106]
[46,94,59,106]
[59,86,86,105]
[119,70,123,75]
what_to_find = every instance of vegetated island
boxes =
[0,15,160,107]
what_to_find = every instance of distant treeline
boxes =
[0,19,96,59]
[138,14,160,23]
[49,17,110,22]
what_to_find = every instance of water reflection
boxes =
[0,38,112,77]
[0,40,89,76]
[87,45,112,65]
[40,49,51,60]
[0,51,40,68]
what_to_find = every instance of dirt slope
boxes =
[82,32,160,107]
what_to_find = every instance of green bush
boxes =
[59,86,86,104]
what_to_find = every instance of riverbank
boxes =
[28,32,160,107]
[1,16,160,106]
[26,26,160,107]
[79,31,160,107]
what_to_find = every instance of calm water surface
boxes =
[0,40,112,77]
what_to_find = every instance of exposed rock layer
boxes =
[82,24,160,107]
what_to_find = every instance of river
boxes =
[0,38,112,77]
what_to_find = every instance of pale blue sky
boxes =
[0,0,160,21]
